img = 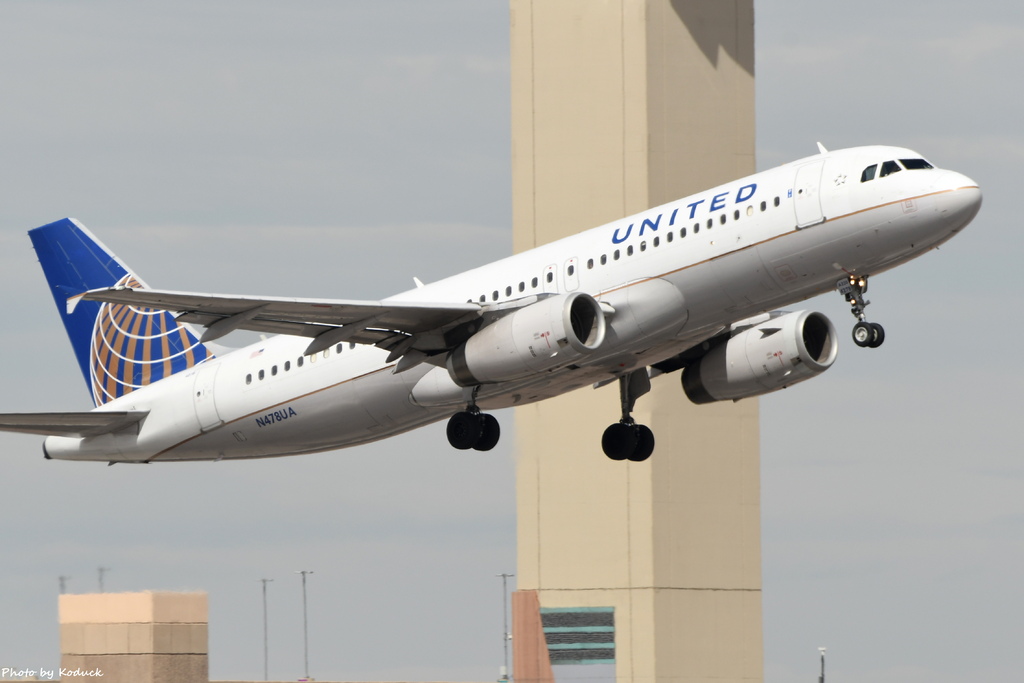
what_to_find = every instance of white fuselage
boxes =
[44,146,981,462]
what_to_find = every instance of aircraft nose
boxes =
[935,171,982,232]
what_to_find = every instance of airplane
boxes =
[0,144,981,464]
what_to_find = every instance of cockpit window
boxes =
[879,160,902,178]
[899,158,934,170]
[861,164,877,182]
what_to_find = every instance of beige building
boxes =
[510,2,762,682]
[59,591,208,682]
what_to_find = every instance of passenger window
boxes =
[667,232,673,243]
[546,272,553,283]
[335,344,343,354]
[492,290,499,300]
[760,201,767,211]
[532,277,538,288]
[246,373,252,385]
[861,164,877,182]
[653,236,660,247]
[746,206,754,216]
[707,218,713,229]
[519,281,525,292]
[774,197,780,207]
[322,349,329,359]
[680,227,686,238]
[297,356,304,368]
[349,342,356,350]
[271,365,278,376]
[627,245,634,256]
[879,160,902,178]
[479,294,486,303]
[505,286,512,296]
[285,361,291,371]
[721,214,728,225]
[639,241,646,252]
[567,265,575,276]
[258,369,265,380]
[694,224,700,234]
[600,254,607,265]
[614,250,620,260]
[587,259,593,269]
[733,210,740,221]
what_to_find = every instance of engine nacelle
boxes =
[447,292,606,386]
[682,310,838,404]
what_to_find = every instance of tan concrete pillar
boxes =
[59,591,208,683]
[510,2,762,682]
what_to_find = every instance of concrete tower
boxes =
[510,3,762,682]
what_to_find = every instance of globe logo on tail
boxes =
[89,275,214,406]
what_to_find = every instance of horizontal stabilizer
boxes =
[0,411,148,438]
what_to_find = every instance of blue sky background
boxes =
[0,2,1020,682]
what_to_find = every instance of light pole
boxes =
[259,579,274,681]
[818,647,826,683]
[98,567,110,593]
[296,570,314,680]
[497,573,514,682]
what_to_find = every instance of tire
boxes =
[852,321,874,347]
[602,422,637,461]
[447,411,482,450]
[868,322,885,348]
[473,413,501,451]
[628,424,655,462]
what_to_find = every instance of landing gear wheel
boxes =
[852,321,874,348]
[627,425,655,462]
[473,413,501,452]
[868,322,885,348]
[447,411,482,450]
[602,422,655,461]
[602,422,637,461]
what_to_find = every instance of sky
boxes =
[0,1,1020,682]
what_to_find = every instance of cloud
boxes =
[923,22,1024,65]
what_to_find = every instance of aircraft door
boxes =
[793,160,825,228]
[192,362,223,432]
[564,257,580,291]
[543,264,558,293]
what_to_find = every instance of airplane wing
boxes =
[81,287,484,358]
[0,411,149,438]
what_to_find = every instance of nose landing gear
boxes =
[601,369,655,462]
[837,275,885,348]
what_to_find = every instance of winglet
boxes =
[816,141,828,154]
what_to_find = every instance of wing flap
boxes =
[82,288,483,362]
[0,411,149,438]
[82,288,481,337]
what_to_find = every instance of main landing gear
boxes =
[446,389,500,451]
[837,275,885,348]
[601,370,655,462]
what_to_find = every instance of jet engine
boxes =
[447,292,606,386]
[682,310,838,404]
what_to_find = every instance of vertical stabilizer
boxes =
[29,218,214,406]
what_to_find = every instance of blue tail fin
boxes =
[29,218,214,406]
